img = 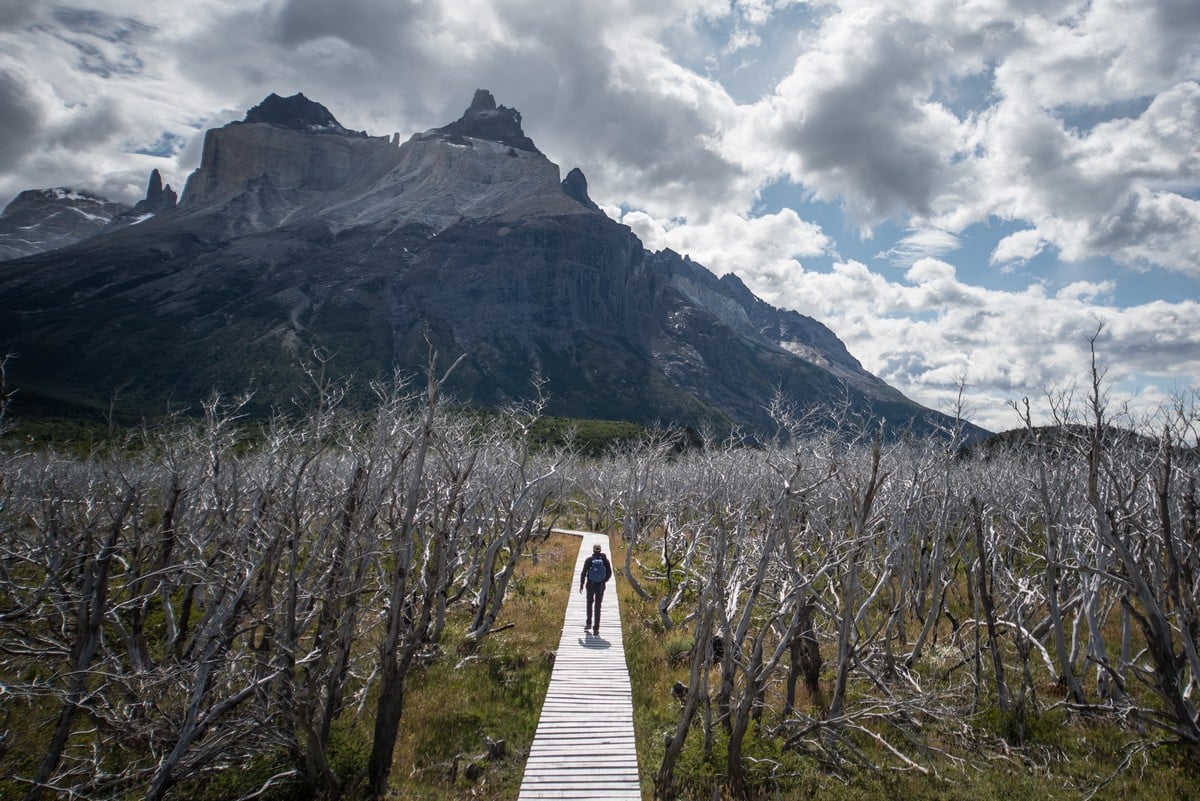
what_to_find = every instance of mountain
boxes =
[0,169,182,262]
[0,188,129,261]
[0,91,979,438]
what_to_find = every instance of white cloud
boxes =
[993,0,1200,108]
[734,255,1200,432]
[713,0,1200,280]
[884,227,961,264]
[1,0,1196,433]
[991,228,1044,264]
[619,207,831,304]
[977,80,1200,275]
[724,3,977,227]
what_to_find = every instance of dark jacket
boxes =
[580,553,612,589]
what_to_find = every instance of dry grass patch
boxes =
[385,531,577,800]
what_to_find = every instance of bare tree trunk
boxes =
[367,350,463,798]
[25,490,132,801]
[971,497,1009,718]
[785,598,820,715]
[655,607,715,800]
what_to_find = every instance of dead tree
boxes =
[24,486,134,801]
[464,398,563,645]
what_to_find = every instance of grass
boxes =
[615,538,679,800]
[384,532,575,799]
[615,535,1200,801]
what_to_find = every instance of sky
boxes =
[1,0,1198,434]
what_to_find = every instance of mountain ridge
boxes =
[0,188,130,260]
[0,90,982,440]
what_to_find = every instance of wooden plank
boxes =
[518,531,643,801]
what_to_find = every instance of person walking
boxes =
[579,543,612,636]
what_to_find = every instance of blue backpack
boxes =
[587,556,607,583]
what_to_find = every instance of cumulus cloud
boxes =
[994,0,1200,108]
[731,6,972,224]
[713,0,1200,279]
[991,228,1044,265]
[739,255,1200,432]
[970,79,1200,275]
[1,0,1196,431]
[619,207,831,304]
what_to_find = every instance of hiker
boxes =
[579,543,612,636]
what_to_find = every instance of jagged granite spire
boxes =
[107,169,177,228]
[432,89,540,153]
[140,169,177,214]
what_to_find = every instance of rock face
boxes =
[179,113,395,214]
[0,188,129,261]
[0,91,977,438]
[561,167,603,214]
[136,169,178,215]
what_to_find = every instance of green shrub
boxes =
[665,632,695,663]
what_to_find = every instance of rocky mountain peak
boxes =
[468,88,498,114]
[180,92,394,211]
[0,88,975,440]
[240,92,365,137]
[561,167,602,213]
[141,169,177,213]
[432,88,539,153]
[0,187,129,260]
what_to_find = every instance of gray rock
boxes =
[430,89,540,153]
[562,168,603,214]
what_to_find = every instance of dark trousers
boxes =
[586,580,606,628]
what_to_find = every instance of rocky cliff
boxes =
[179,95,398,213]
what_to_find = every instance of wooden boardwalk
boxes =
[517,530,643,800]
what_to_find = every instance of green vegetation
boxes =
[3,401,671,460]
[529,415,657,455]
[386,537,573,800]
